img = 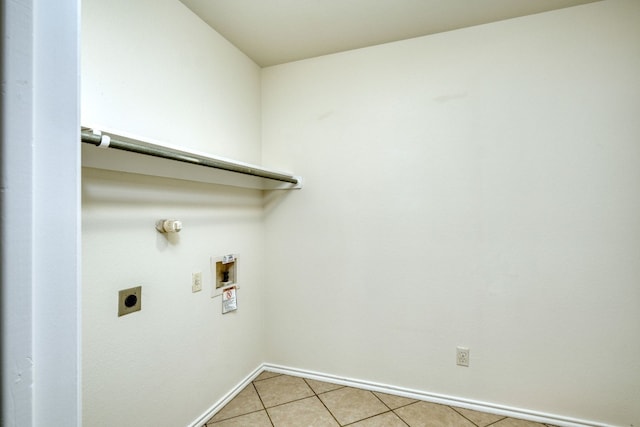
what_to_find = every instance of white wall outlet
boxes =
[192,272,202,293]
[456,346,470,367]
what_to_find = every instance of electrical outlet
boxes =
[456,346,470,367]
[118,286,142,317]
[192,272,202,293]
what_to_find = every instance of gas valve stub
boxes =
[155,219,182,233]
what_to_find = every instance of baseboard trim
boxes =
[188,362,611,427]
[187,365,263,427]
[262,363,611,427]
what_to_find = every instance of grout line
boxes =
[316,396,343,426]
[253,373,283,383]
[253,374,308,410]
[303,377,344,426]
[392,401,419,411]
[302,377,314,394]
[315,386,347,395]
[485,418,511,427]
[396,412,412,427]
[369,392,411,427]
[342,410,397,426]
[304,376,348,396]
[371,390,393,411]
[251,382,275,427]
[449,405,487,427]
[205,408,265,426]
[393,400,420,411]
[391,403,417,427]
[260,394,318,410]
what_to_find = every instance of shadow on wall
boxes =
[82,168,264,231]
[263,188,297,219]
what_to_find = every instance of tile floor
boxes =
[206,372,558,427]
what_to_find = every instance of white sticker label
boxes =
[222,286,237,314]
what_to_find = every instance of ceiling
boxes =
[179,0,600,67]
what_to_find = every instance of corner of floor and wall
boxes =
[81,0,640,426]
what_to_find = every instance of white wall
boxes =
[33,1,81,425]
[81,1,264,426]
[82,0,261,162]
[2,2,36,423]
[262,1,640,425]
[2,0,80,426]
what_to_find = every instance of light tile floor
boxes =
[206,372,558,427]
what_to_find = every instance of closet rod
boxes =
[81,129,300,185]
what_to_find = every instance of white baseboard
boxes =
[188,362,611,427]
[187,365,263,427]
[262,364,611,427]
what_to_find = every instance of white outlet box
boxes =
[192,272,202,293]
[456,346,470,367]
